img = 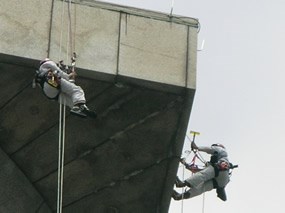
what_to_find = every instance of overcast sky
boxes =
[102,1,285,212]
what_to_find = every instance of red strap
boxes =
[190,154,197,164]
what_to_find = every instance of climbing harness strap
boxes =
[46,71,61,88]
[181,152,202,173]
[212,178,227,201]
[34,69,61,100]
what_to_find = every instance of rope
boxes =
[58,0,65,62]
[56,1,65,212]
[178,132,208,213]
[56,1,74,212]
[196,150,207,165]
[61,98,66,212]
[59,0,74,61]
[180,164,185,213]
[179,149,194,213]
[57,97,66,213]
[178,147,208,213]
[67,0,73,61]
[170,0,175,16]
[57,97,62,213]
[202,191,206,213]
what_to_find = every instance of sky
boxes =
[102,1,285,212]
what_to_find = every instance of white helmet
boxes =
[40,58,50,65]
[212,143,225,149]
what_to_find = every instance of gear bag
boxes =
[212,179,227,201]
[34,70,60,100]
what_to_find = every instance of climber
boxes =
[34,58,96,118]
[172,142,231,201]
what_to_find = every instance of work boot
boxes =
[172,190,183,200]
[175,176,186,188]
[80,104,97,118]
[70,104,97,118]
[70,105,87,118]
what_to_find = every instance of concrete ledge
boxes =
[72,0,200,27]
[0,0,198,89]
[0,53,190,94]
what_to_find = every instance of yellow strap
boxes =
[47,79,59,88]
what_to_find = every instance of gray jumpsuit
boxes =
[38,60,86,108]
[184,145,230,199]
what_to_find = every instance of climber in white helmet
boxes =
[34,58,96,118]
[172,142,231,201]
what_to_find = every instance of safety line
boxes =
[57,97,63,213]
[57,1,73,212]
[170,0,174,16]
[57,2,65,212]
[58,0,65,62]
[57,97,67,213]
[67,0,73,60]
[178,147,207,213]
[181,164,185,213]
[202,191,206,213]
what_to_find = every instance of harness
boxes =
[182,149,238,202]
[46,71,60,88]
[211,158,238,201]
[178,131,239,206]
[34,69,61,100]
[181,151,205,173]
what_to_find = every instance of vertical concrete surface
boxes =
[0,1,199,212]
[0,148,51,212]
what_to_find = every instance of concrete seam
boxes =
[0,147,54,212]
[115,12,122,79]
[157,89,194,212]
[0,83,31,111]
[33,96,182,184]
[185,26,190,88]
[47,0,55,58]
[11,84,114,156]
[70,0,199,28]
[62,156,173,209]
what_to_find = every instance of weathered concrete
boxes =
[0,146,52,213]
[0,0,198,89]
[0,0,199,212]
[0,0,52,58]
[0,56,194,212]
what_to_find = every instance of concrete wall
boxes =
[0,0,52,58]
[0,148,51,212]
[0,58,195,213]
[0,0,199,89]
[0,1,199,212]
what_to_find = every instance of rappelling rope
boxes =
[202,190,206,213]
[180,160,185,213]
[57,97,62,213]
[179,131,208,213]
[58,0,65,62]
[67,0,73,61]
[190,151,207,213]
[181,151,207,213]
[57,1,65,212]
[57,1,74,212]
[57,96,66,213]
[170,0,175,16]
